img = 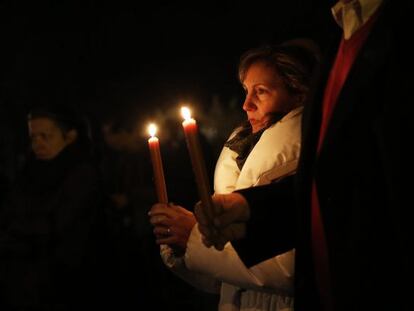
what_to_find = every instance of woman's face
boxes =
[29,117,71,160]
[242,61,296,133]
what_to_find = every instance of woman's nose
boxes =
[31,136,40,145]
[31,136,43,149]
[243,96,256,112]
[31,140,40,149]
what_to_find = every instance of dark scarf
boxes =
[224,112,286,170]
[21,143,89,195]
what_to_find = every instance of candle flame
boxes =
[148,123,157,137]
[181,107,192,120]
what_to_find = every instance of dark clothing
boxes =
[0,143,102,310]
[234,2,411,311]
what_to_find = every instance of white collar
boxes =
[331,0,383,39]
[278,106,304,123]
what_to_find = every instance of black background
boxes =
[1,0,333,126]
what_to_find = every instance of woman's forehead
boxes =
[29,117,60,131]
[243,62,281,84]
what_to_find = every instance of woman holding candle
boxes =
[149,39,320,311]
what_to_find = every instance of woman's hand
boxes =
[149,203,197,253]
[195,193,249,250]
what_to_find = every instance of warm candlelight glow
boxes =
[181,106,191,120]
[148,123,157,137]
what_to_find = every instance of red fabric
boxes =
[311,12,379,311]
[317,16,377,152]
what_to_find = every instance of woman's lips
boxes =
[249,118,261,126]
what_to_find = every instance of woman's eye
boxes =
[256,87,267,95]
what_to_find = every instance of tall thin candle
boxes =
[147,123,168,204]
[181,107,216,221]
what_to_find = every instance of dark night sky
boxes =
[1,1,333,105]
[0,0,334,170]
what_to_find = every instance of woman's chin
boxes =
[250,121,265,134]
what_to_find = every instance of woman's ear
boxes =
[65,129,78,145]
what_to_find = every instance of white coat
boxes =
[161,106,303,311]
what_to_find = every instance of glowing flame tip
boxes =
[181,106,191,120]
[148,123,157,137]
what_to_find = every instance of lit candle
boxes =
[147,123,168,204]
[181,107,216,221]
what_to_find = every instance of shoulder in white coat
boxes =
[215,106,303,192]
